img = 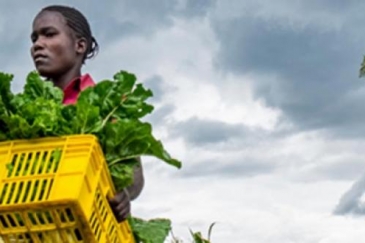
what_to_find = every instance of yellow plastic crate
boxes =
[0,135,135,243]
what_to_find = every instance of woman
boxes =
[30,5,144,222]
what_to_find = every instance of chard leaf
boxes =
[75,100,102,134]
[23,71,63,103]
[0,72,14,116]
[109,159,138,190]
[129,217,171,243]
[101,120,181,169]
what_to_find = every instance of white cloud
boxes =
[87,16,281,131]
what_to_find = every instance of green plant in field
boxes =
[169,223,216,243]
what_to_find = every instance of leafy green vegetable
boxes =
[129,217,172,243]
[0,70,181,191]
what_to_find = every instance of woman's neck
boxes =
[49,67,82,90]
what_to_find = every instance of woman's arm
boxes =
[109,157,144,222]
[126,157,144,200]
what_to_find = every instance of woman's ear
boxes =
[75,37,87,56]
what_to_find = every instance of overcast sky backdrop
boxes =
[2,0,365,242]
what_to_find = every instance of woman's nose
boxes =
[32,37,45,53]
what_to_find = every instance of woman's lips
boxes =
[35,57,47,62]
[33,54,48,63]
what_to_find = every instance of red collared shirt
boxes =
[62,74,95,105]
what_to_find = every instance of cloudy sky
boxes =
[3,0,365,242]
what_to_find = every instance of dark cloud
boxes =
[144,104,175,126]
[171,117,252,146]
[91,0,179,43]
[301,0,356,12]
[211,4,365,136]
[142,75,177,126]
[177,0,216,18]
[334,173,365,216]
[143,75,165,102]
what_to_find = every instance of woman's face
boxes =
[30,11,79,78]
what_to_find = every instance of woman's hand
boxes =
[108,158,144,222]
[109,189,131,222]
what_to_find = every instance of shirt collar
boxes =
[63,73,95,94]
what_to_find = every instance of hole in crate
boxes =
[28,212,38,225]
[90,213,98,229]
[41,151,49,173]
[65,208,75,222]
[44,211,54,224]
[45,179,54,200]
[6,182,17,204]
[38,179,51,201]
[0,183,9,204]
[102,209,108,222]
[14,212,25,227]
[58,209,67,223]
[108,223,115,236]
[13,181,24,204]
[0,214,10,228]
[30,152,41,175]
[21,153,32,176]
[37,180,45,201]
[50,149,62,173]
[21,181,32,203]
[37,212,46,225]
[74,228,83,241]
[30,180,39,202]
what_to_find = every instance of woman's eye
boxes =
[45,32,55,37]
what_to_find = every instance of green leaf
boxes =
[129,217,171,243]
[0,72,14,116]
[109,160,138,191]
[23,71,63,103]
[101,120,181,169]
[75,100,102,134]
